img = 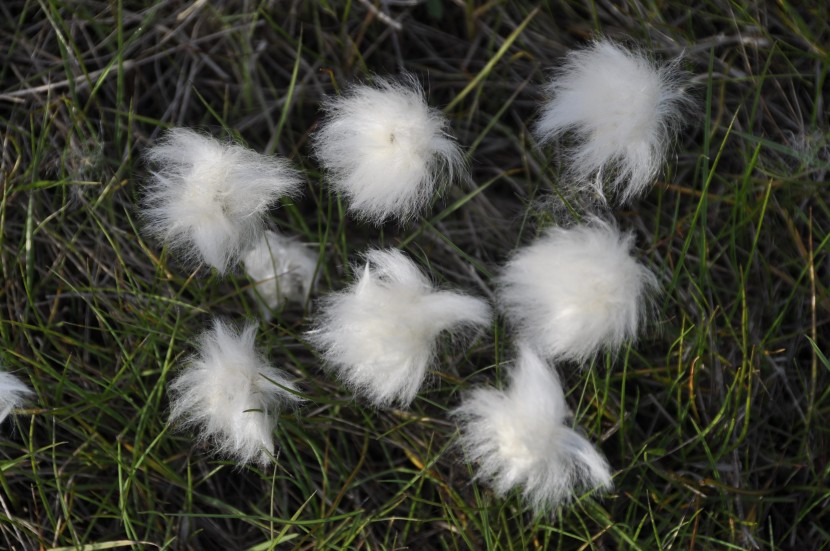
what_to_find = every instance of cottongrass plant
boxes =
[308,249,491,407]
[312,74,467,223]
[454,346,612,510]
[0,369,32,424]
[534,38,692,202]
[242,230,319,319]
[169,319,301,466]
[499,219,658,363]
[142,128,302,273]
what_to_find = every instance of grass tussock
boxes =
[1,1,828,549]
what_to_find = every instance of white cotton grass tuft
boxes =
[307,249,491,407]
[311,74,467,223]
[454,346,612,510]
[498,218,658,363]
[242,230,319,319]
[142,128,302,273]
[534,38,692,203]
[0,369,32,424]
[168,319,301,466]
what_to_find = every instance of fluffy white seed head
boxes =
[142,128,302,273]
[307,249,491,407]
[0,370,32,424]
[312,75,467,223]
[454,346,612,510]
[168,319,301,466]
[534,39,692,202]
[498,219,658,363]
[242,230,319,319]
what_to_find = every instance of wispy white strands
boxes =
[142,128,302,273]
[242,230,319,319]
[0,369,32,424]
[308,249,491,407]
[168,319,301,466]
[498,219,658,363]
[454,346,612,510]
[312,75,467,223]
[534,39,691,202]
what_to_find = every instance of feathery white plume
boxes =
[169,319,301,466]
[312,74,466,223]
[498,219,658,363]
[534,39,691,202]
[0,370,32,424]
[142,128,302,273]
[454,346,612,510]
[308,249,491,407]
[242,230,319,319]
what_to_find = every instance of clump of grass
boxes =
[1,1,828,549]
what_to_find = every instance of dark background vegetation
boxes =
[1,0,828,549]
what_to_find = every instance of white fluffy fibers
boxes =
[169,319,301,466]
[307,249,491,407]
[534,39,691,202]
[312,75,466,223]
[242,230,319,319]
[499,219,658,363]
[454,346,612,510]
[142,128,302,273]
[0,370,32,423]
